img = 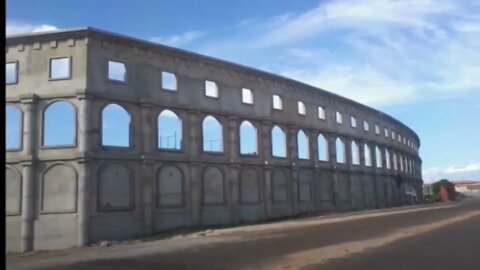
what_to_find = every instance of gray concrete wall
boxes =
[5,28,423,252]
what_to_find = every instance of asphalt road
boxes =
[7,198,480,270]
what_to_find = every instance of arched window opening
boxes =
[351,141,360,165]
[102,103,130,147]
[239,120,258,155]
[336,138,345,164]
[43,101,76,147]
[393,152,398,171]
[399,155,404,172]
[202,115,223,152]
[317,134,329,161]
[158,110,182,150]
[365,144,372,167]
[6,105,22,150]
[271,125,286,158]
[385,149,391,169]
[297,130,309,159]
[376,146,382,168]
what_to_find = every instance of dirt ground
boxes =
[7,198,480,270]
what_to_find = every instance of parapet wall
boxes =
[6,28,423,252]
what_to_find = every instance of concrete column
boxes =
[20,95,36,252]
[227,116,240,224]
[140,103,155,153]
[370,143,379,208]
[141,161,154,235]
[229,165,240,224]
[20,162,35,252]
[260,121,272,162]
[288,126,298,213]
[187,110,201,225]
[359,140,368,208]
[328,135,340,210]
[187,110,200,158]
[76,94,92,246]
[264,166,272,218]
[76,160,91,246]
[228,116,239,162]
[140,103,155,235]
[77,94,92,153]
[310,130,319,211]
[344,138,355,210]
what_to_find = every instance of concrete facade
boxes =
[5,28,423,252]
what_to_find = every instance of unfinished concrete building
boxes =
[5,28,423,252]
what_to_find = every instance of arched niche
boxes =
[98,163,133,211]
[41,164,77,213]
[298,170,312,202]
[272,169,287,203]
[240,168,260,203]
[157,165,184,208]
[202,166,225,205]
[6,166,22,215]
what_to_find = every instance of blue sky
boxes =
[6,0,480,182]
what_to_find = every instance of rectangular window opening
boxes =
[162,71,177,91]
[351,116,357,128]
[298,101,306,115]
[6,62,18,84]
[242,88,253,104]
[205,80,219,98]
[108,60,127,82]
[336,112,343,124]
[273,95,283,110]
[318,107,325,120]
[49,57,71,80]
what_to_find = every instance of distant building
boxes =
[453,180,480,194]
[423,183,433,197]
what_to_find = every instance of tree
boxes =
[432,179,456,201]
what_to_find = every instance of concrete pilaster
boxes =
[140,104,155,234]
[328,135,340,210]
[227,116,240,224]
[20,96,37,252]
[187,110,201,224]
[288,126,298,213]
[20,163,35,252]
[260,121,272,161]
[76,94,91,246]
[76,161,91,246]
[263,166,272,218]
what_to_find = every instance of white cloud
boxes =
[423,161,480,182]
[6,21,58,35]
[150,31,205,47]
[225,0,480,107]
